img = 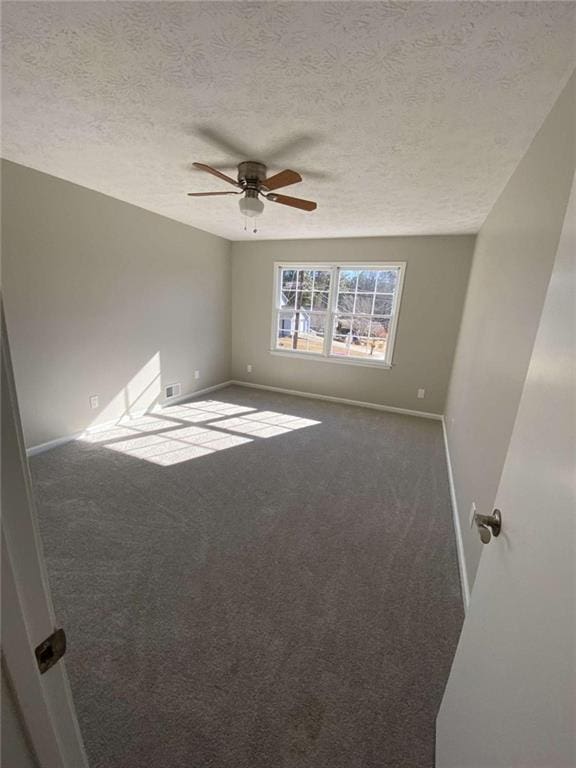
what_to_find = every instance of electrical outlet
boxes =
[417,388,425,399]
[469,502,477,528]
[247,364,253,373]
[89,395,99,410]
[194,370,200,380]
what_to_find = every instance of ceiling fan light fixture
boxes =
[189,161,317,220]
[239,194,264,218]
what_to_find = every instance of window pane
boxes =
[332,317,365,356]
[333,315,352,341]
[335,315,359,334]
[348,338,372,358]
[276,311,326,355]
[376,270,398,292]
[299,270,313,290]
[331,334,388,360]
[353,316,371,336]
[298,291,312,309]
[312,291,329,310]
[369,318,390,338]
[281,269,297,289]
[368,319,389,360]
[339,270,358,292]
[277,312,297,350]
[355,295,373,314]
[365,336,388,359]
[276,312,295,349]
[373,295,393,315]
[332,319,351,355]
[337,292,355,312]
[313,270,331,291]
[332,315,361,353]
[358,271,378,292]
[331,315,389,360]
[309,313,327,339]
[280,290,297,308]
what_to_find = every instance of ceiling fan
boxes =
[188,161,317,218]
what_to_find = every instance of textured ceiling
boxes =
[2,2,575,241]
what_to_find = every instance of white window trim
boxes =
[270,262,406,369]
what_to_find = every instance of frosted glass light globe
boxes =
[239,195,264,218]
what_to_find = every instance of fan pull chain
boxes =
[243,215,258,235]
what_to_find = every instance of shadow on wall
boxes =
[80,399,321,467]
[87,352,163,430]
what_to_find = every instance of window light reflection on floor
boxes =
[106,426,252,466]
[158,401,257,423]
[78,400,321,467]
[212,411,321,439]
[80,416,172,444]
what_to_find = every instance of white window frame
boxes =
[270,262,406,368]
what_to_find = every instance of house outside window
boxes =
[272,263,405,367]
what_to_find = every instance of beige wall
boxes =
[231,236,474,415]
[445,71,576,592]
[2,160,231,449]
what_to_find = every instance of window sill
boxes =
[269,349,392,369]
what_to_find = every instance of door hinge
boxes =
[35,628,66,674]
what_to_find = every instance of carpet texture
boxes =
[30,385,463,768]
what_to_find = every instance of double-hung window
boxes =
[272,263,405,367]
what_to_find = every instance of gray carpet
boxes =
[30,385,463,768]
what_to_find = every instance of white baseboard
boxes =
[230,380,443,421]
[26,432,84,457]
[25,380,234,457]
[26,379,441,457]
[442,416,470,612]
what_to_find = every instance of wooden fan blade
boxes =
[187,191,240,196]
[263,169,302,191]
[192,162,240,187]
[266,193,317,212]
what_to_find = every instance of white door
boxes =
[436,175,576,767]
[1,304,89,767]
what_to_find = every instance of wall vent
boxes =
[165,383,181,400]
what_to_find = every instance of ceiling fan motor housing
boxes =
[238,161,267,190]
[237,161,266,217]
